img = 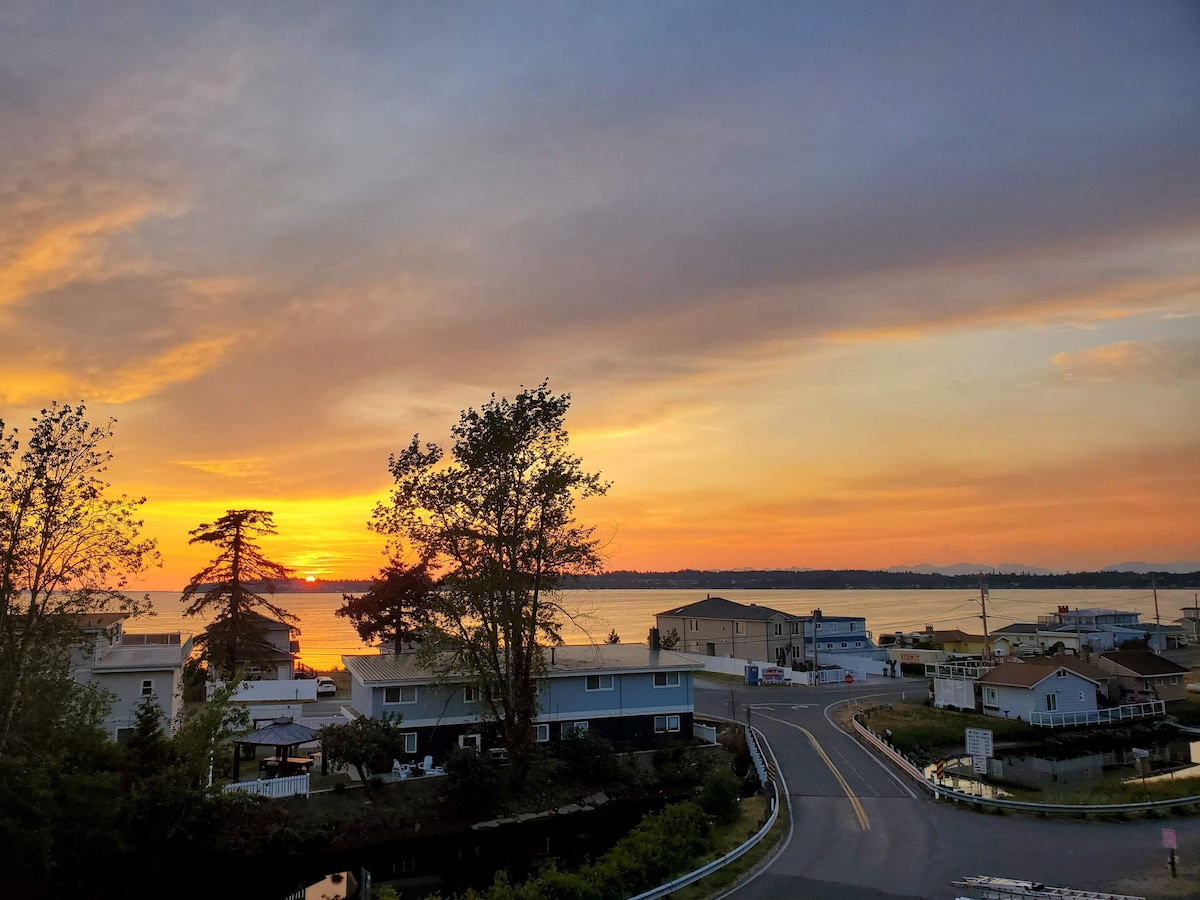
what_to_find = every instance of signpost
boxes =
[1163,828,1178,878]
[966,727,994,779]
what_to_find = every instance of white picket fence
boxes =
[223,773,310,799]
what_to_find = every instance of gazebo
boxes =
[231,717,321,779]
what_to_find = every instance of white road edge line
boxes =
[823,690,919,800]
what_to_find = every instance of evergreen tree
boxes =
[180,510,296,680]
[335,556,436,651]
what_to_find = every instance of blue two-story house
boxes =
[341,644,701,762]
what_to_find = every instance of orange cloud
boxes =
[1053,339,1200,383]
[0,200,169,308]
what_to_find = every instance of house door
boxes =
[706,642,716,656]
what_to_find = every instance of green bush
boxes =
[697,767,742,824]
[444,746,505,809]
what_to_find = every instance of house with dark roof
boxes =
[654,596,883,666]
[342,645,702,762]
[1095,649,1192,702]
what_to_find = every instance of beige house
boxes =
[1095,649,1191,702]
[655,596,798,664]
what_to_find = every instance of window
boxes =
[825,642,833,650]
[654,715,681,733]
[141,679,153,697]
[815,622,822,631]
[774,622,783,636]
[688,619,699,631]
[855,641,862,648]
[533,723,550,743]
[734,622,745,635]
[790,621,800,635]
[401,732,417,754]
[1171,676,1180,685]
[840,642,848,649]
[849,622,857,632]
[983,686,999,709]
[460,733,481,751]
[561,721,588,737]
[384,685,417,704]
[463,686,478,703]
[1056,669,1068,678]
[585,674,614,691]
[1046,693,1058,711]
[653,671,680,688]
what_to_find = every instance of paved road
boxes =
[697,679,1200,899]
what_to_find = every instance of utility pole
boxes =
[1152,575,1161,629]
[812,608,821,686]
[978,578,992,663]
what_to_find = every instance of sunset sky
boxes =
[3,3,1199,590]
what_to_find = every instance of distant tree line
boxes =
[568,569,1200,590]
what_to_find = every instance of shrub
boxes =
[698,767,742,824]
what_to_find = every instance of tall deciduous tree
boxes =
[335,556,437,651]
[371,381,609,770]
[180,510,296,680]
[0,403,158,755]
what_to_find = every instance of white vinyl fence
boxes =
[223,773,310,799]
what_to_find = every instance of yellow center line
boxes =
[760,713,870,831]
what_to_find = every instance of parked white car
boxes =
[315,676,336,696]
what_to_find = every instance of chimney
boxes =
[649,627,661,651]
[925,624,934,633]
[551,646,555,665]
[1058,605,1069,614]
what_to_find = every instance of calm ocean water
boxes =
[133,587,1199,671]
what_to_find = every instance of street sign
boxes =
[973,755,988,774]
[935,760,945,779]
[1131,747,1150,759]
[966,727,994,759]
[1162,828,1177,849]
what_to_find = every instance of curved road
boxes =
[697,679,1199,899]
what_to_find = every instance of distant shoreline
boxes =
[191,569,1200,594]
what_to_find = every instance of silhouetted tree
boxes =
[335,557,436,651]
[371,381,609,774]
[0,402,158,754]
[659,628,681,650]
[318,713,409,790]
[180,510,296,679]
[606,629,620,644]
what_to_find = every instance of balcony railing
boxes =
[926,661,994,680]
[1029,700,1165,727]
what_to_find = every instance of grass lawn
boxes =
[856,702,1039,761]
[1167,697,1200,727]
[1001,768,1200,807]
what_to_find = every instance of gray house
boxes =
[70,613,194,740]
[977,660,1101,724]
[342,644,701,762]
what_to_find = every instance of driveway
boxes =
[696,679,1199,899]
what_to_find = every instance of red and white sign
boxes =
[1162,828,1177,849]
[761,666,786,684]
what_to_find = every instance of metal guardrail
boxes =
[851,713,1200,815]
[628,720,783,900]
[1029,701,1165,727]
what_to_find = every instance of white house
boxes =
[71,613,193,741]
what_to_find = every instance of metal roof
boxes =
[234,718,318,747]
[343,644,702,685]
